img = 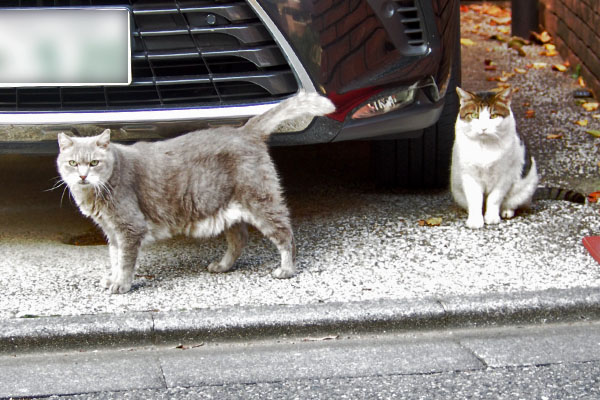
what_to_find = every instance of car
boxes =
[0,0,460,187]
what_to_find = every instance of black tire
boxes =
[373,2,461,189]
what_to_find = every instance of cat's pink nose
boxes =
[80,175,87,180]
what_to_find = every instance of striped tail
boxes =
[533,187,585,204]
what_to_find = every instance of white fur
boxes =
[451,104,538,229]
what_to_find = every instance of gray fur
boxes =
[56,91,335,293]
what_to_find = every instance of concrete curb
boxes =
[2,287,600,353]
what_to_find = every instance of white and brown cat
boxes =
[451,87,539,229]
[451,87,584,228]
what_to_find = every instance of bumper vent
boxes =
[394,0,426,47]
[0,1,298,112]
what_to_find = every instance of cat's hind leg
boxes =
[208,222,248,273]
[248,207,296,279]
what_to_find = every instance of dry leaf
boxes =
[525,109,536,118]
[514,67,527,74]
[546,133,563,139]
[461,38,475,46]
[588,191,600,203]
[532,62,547,69]
[552,64,568,72]
[582,102,600,112]
[531,31,552,44]
[593,114,600,119]
[419,217,442,227]
[586,129,600,137]
[498,26,510,35]
[490,16,511,26]
[540,49,558,56]
[508,39,527,56]
[578,76,586,87]
[576,119,589,126]
[460,5,469,12]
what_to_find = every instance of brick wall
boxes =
[539,0,600,97]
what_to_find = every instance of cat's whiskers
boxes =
[93,180,114,207]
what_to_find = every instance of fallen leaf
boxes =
[546,133,563,139]
[490,16,511,26]
[583,102,600,112]
[508,39,527,56]
[531,31,552,44]
[532,62,547,69]
[540,49,558,56]
[484,59,497,71]
[489,34,507,42]
[576,119,589,127]
[588,191,600,203]
[552,64,568,72]
[460,5,469,12]
[593,114,600,119]
[175,344,188,350]
[578,76,586,87]
[419,217,442,227]
[498,26,510,35]
[460,38,475,46]
[514,67,527,74]
[525,109,536,118]
[586,129,600,137]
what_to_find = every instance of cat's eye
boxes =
[90,160,100,167]
[490,113,501,119]
[68,160,77,167]
[466,112,479,120]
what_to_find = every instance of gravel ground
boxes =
[1,3,600,319]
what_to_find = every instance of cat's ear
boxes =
[495,87,512,104]
[96,129,111,150]
[57,133,73,151]
[456,87,475,105]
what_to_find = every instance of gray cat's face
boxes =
[57,130,114,190]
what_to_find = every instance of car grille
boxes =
[0,0,298,112]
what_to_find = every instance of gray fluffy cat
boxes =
[57,91,335,293]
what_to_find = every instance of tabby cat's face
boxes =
[56,130,114,190]
[455,87,512,140]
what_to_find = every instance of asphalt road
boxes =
[2,321,600,399]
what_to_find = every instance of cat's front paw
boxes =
[484,213,501,225]
[207,261,232,273]
[466,215,484,229]
[272,266,296,279]
[108,280,132,294]
[501,209,515,219]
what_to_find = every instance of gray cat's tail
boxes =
[243,90,336,140]
[533,187,586,204]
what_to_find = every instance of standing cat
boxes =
[450,87,538,229]
[57,91,335,293]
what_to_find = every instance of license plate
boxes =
[0,8,131,87]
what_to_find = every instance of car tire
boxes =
[373,4,461,189]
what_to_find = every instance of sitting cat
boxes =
[450,87,538,229]
[57,91,335,293]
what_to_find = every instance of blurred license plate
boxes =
[0,8,131,87]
